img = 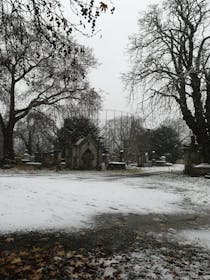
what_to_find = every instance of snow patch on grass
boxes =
[179,229,210,249]
[0,174,181,233]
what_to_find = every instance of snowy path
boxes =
[0,169,209,233]
[0,172,183,233]
[1,170,210,248]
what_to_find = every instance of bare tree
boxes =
[103,116,149,161]
[150,124,183,163]
[0,0,114,38]
[57,88,102,121]
[15,87,102,155]
[126,0,210,163]
[164,117,191,144]
[15,110,56,155]
[0,10,97,161]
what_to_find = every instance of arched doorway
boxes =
[81,148,95,169]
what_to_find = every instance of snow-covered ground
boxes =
[179,229,210,249]
[1,166,210,250]
[122,171,210,214]
[0,172,181,233]
[134,164,184,173]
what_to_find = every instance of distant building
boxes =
[65,135,101,169]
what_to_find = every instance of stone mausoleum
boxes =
[65,135,101,170]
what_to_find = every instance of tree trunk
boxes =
[199,139,210,164]
[3,69,16,162]
[3,127,15,162]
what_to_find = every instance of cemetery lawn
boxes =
[1,167,210,279]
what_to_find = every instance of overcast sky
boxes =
[74,0,159,113]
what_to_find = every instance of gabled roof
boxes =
[75,137,86,146]
[75,135,96,147]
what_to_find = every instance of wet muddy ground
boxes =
[1,212,210,279]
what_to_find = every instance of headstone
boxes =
[21,152,31,163]
[145,152,149,163]
[160,156,166,163]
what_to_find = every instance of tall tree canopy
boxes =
[57,116,100,155]
[1,0,113,37]
[103,116,149,161]
[126,0,210,163]
[15,110,56,155]
[0,1,100,161]
[151,125,182,163]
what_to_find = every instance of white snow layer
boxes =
[1,168,210,236]
[0,173,181,233]
[179,229,210,250]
